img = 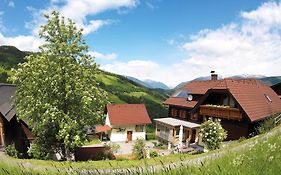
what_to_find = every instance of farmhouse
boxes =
[96,104,152,142]
[155,73,281,146]
[0,84,33,155]
[271,82,281,99]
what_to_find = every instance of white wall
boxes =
[110,124,146,142]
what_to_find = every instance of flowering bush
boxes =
[200,118,227,150]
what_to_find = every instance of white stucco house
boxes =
[96,104,152,142]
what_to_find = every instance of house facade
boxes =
[97,104,152,142]
[155,76,281,145]
[0,84,34,156]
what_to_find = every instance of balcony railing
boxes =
[200,105,242,120]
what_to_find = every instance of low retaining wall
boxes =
[74,146,115,161]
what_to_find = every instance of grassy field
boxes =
[0,125,280,174]
[97,72,168,120]
[150,132,281,175]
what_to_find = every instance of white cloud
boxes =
[26,0,138,35]
[82,19,112,35]
[89,51,117,60]
[101,2,281,87]
[8,1,15,7]
[0,33,43,51]
[179,1,281,82]
[101,60,165,79]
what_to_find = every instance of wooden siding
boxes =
[200,105,242,121]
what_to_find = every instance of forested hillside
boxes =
[0,45,168,120]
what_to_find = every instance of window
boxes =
[171,108,178,117]
[191,113,198,121]
[265,94,272,102]
[135,125,144,132]
[179,110,186,119]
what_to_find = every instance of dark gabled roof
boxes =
[164,80,219,108]
[212,79,281,122]
[106,104,152,125]
[165,79,281,122]
[0,84,16,121]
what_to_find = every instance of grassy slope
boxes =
[97,71,168,120]
[0,125,281,174]
[0,45,168,120]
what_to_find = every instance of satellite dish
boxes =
[187,94,193,101]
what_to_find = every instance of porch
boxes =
[154,118,201,148]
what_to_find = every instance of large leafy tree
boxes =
[11,11,108,160]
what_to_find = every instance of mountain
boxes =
[173,76,220,90]
[0,45,30,69]
[0,45,168,120]
[126,76,148,88]
[174,74,281,90]
[143,79,170,90]
[259,76,281,86]
[0,45,32,83]
[98,72,168,120]
[126,76,170,90]
[228,74,266,79]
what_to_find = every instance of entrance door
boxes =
[127,131,132,141]
[190,129,196,143]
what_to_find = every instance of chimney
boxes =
[210,71,218,80]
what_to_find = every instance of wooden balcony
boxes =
[200,105,242,121]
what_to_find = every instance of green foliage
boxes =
[109,143,120,154]
[10,11,108,160]
[149,150,159,158]
[258,113,280,134]
[28,142,54,160]
[5,144,19,158]
[200,118,227,150]
[150,131,281,175]
[146,133,156,140]
[0,45,29,69]
[133,138,147,160]
[98,72,168,120]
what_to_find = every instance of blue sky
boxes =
[0,0,281,87]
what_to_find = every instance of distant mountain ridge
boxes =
[174,74,281,90]
[126,76,170,90]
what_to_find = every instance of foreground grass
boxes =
[0,125,281,174]
[150,132,281,175]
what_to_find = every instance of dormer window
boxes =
[265,94,272,102]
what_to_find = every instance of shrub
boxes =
[149,150,159,158]
[5,144,19,158]
[258,114,279,134]
[28,142,53,160]
[133,138,147,159]
[200,118,227,150]
[109,143,120,154]
[238,136,246,142]
[146,133,156,140]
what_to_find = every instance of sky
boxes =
[0,0,281,87]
